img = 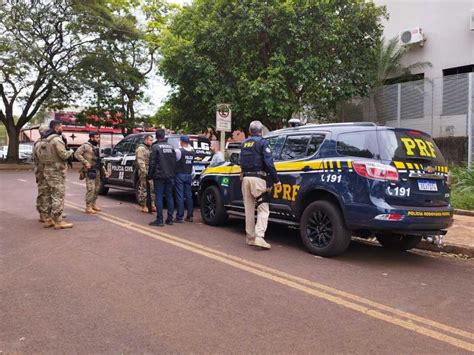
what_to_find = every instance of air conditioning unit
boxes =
[400,27,425,46]
[470,9,474,30]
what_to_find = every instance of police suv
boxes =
[99,133,212,201]
[199,123,453,257]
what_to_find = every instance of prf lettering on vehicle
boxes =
[273,184,300,202]
[401,138,436,158]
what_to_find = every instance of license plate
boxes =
[418,180,438,191]
[194,164,204,171]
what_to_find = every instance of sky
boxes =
[129,0,192,116]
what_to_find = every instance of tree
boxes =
[0,0,111,161]
[159,0,386,131]
[77,0,169,135]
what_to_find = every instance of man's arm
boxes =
[135,147,147,174]
[261,140,280,184]
[52,137,73,161]
[175,148,182,162]
[74,144,89,168]
[147,147,157,180]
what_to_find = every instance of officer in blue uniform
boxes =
[174,135,195,223]
[240,120,281,249]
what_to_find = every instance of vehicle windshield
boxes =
[378,129,446,165]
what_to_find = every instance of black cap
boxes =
[89,131,100,138]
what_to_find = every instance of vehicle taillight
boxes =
[446,170,453,188]
[353,161,399,182]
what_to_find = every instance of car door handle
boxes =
[302,166,311,172]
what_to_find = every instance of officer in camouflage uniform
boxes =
[75,131,107,214]
[38,120,74,229]
[33,124,50,222]
[135,134,156,213]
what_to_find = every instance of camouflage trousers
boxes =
[43,167,67,222]
[35,173,49,215]
[85,174,100,207]
[137,174,155,207]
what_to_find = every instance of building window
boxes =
[442,65,473,116]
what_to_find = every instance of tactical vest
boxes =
[175,148,195,175]
[36,134,58,165]
[240,136,264,172]
[151,141,176,179]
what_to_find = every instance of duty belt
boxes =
[243,171,267,180]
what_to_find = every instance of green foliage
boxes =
[158,0,386,131]
[450,166,474,210]
[372,37,432,91]
[77,0,170,134]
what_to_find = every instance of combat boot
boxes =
[38,214,48,223]
[43,218,55,228]
[92,204,102,212]
[54,220,73,230]
[253,237,271,250]
[85,206,96,214]
[141,206,149,213]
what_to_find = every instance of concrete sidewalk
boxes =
[417,214,474,257]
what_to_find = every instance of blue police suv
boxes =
[199,123,453,257]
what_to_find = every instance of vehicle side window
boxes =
[336,131,378,159]
[113,139,130,155]
[307,134,325,156]
[129,137,140,154]
[266,136,286,161]
[280,135,311,161]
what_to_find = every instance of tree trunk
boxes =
[4,121,20,162]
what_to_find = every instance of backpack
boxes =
[36,135,57,164]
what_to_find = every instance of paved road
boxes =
[1,170,473,353]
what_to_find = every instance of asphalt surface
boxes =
[1,170,473,353]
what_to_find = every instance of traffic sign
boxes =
[216,103,232,132]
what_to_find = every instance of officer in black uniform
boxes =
[240,120,281,249]
[174,135,196,223]
[148,128,177,227]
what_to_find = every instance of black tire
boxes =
[200,185,228,226]
[376,234,422,251]
[98,179,109,195]
[300,200,351,257]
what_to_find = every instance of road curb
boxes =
[454,209,474,217]
[0,164,33,170]
[415,241,473,258]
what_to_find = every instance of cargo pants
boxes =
[242,176,270,239]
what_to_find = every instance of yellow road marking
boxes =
[64,201,474,351]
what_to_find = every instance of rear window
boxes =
[337,131,379,159]
[378,129,445,164]
[279,134,325,161]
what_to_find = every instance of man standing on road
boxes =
[75,132,107,214]
[39,120,74,229]
[174,135,195,223]
[136,134,156,213]
[209,140,225,167]
[33,124,50,223]
[148,128,176,227]
[240,120,281,249]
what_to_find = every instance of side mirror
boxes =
[229,153,240,165]
[102,148,112,156]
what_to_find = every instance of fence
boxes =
[337,72,474,166]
